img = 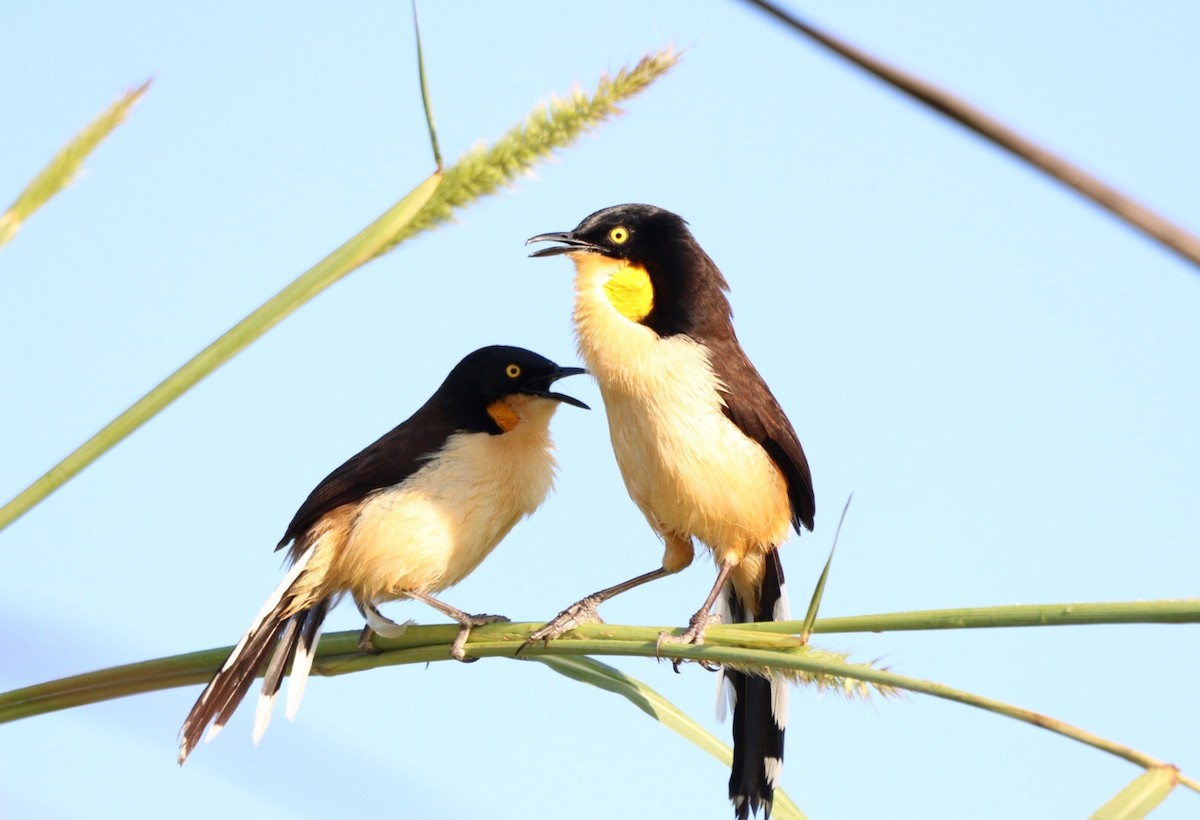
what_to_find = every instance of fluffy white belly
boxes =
[336,426,556,602]
[588,333,791,561]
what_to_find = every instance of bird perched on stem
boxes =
[178,345,587,764]
[525,205,814,819]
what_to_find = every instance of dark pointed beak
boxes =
[526,231,601,258]
[524,366,589,409]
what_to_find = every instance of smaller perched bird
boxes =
[526,205,814,819]
[178,345,586,764]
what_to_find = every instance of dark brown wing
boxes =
[275,402,458,550]
[709,337,815,533]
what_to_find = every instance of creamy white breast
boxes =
[335,401,558,603]
[573,254,790,564]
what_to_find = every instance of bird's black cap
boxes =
[447,345,588,410]
[526,204,689,264]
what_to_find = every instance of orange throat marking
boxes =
[486,399,521,433]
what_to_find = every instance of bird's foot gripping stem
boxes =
[517,595,605,655]
[370,591,510,663]
[657,609,723,673]
[357,601,416,654]
[358,624,384,655]
[450,613,510,663]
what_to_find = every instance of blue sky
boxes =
[2,3,1197,818]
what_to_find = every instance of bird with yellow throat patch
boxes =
[178,346,586,764]
[525,205,815,819]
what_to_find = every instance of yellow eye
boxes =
[505,363,521,378]
[609,226,629,245]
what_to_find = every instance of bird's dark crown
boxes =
[568,204,692,263]
[526,203,693,266]
[435,346,588,432]
[443,346,583,404]
[529,204,733,339]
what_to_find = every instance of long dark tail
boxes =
[178,551,328,764]
[722,550,788,819]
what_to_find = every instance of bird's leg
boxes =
[356,601,414,654]
[357,624,381,655]
[657,561,735,672]
[404,590,510,663]
[517,567,673,655]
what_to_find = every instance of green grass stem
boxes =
[0,81,150,249]
[739,599,1200,635]
[4,605,1196,797]
[411,0,442,170]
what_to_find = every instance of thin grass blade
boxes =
[0,81,150,249]
[799,492,851,642]
[1089,766,1179,820]
[535,655,806,820]
[411,0,442,170]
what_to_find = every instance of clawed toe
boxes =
[465,613,510,628]
[517,597,604,655]
[450,630,474,663]
[358,625,384,655]
[656,610,721,672]
[449,613,511,662]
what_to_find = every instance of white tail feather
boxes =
[717,671,735,724]
[220,548,315,672]
[715,584,734,723]
[764,755,783,789]
[285,626,321,720]
[771,581,790,731]
[224,549,316,745]
[771,672,789,729]
[252,688,277,744]
[773,581,791,621]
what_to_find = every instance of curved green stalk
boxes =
[736,0,1200,272]
[3,605,1197,798]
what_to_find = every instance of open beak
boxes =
[526,231,602,258]
[524,366,590,409]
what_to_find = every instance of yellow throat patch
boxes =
[603,263,654,323]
